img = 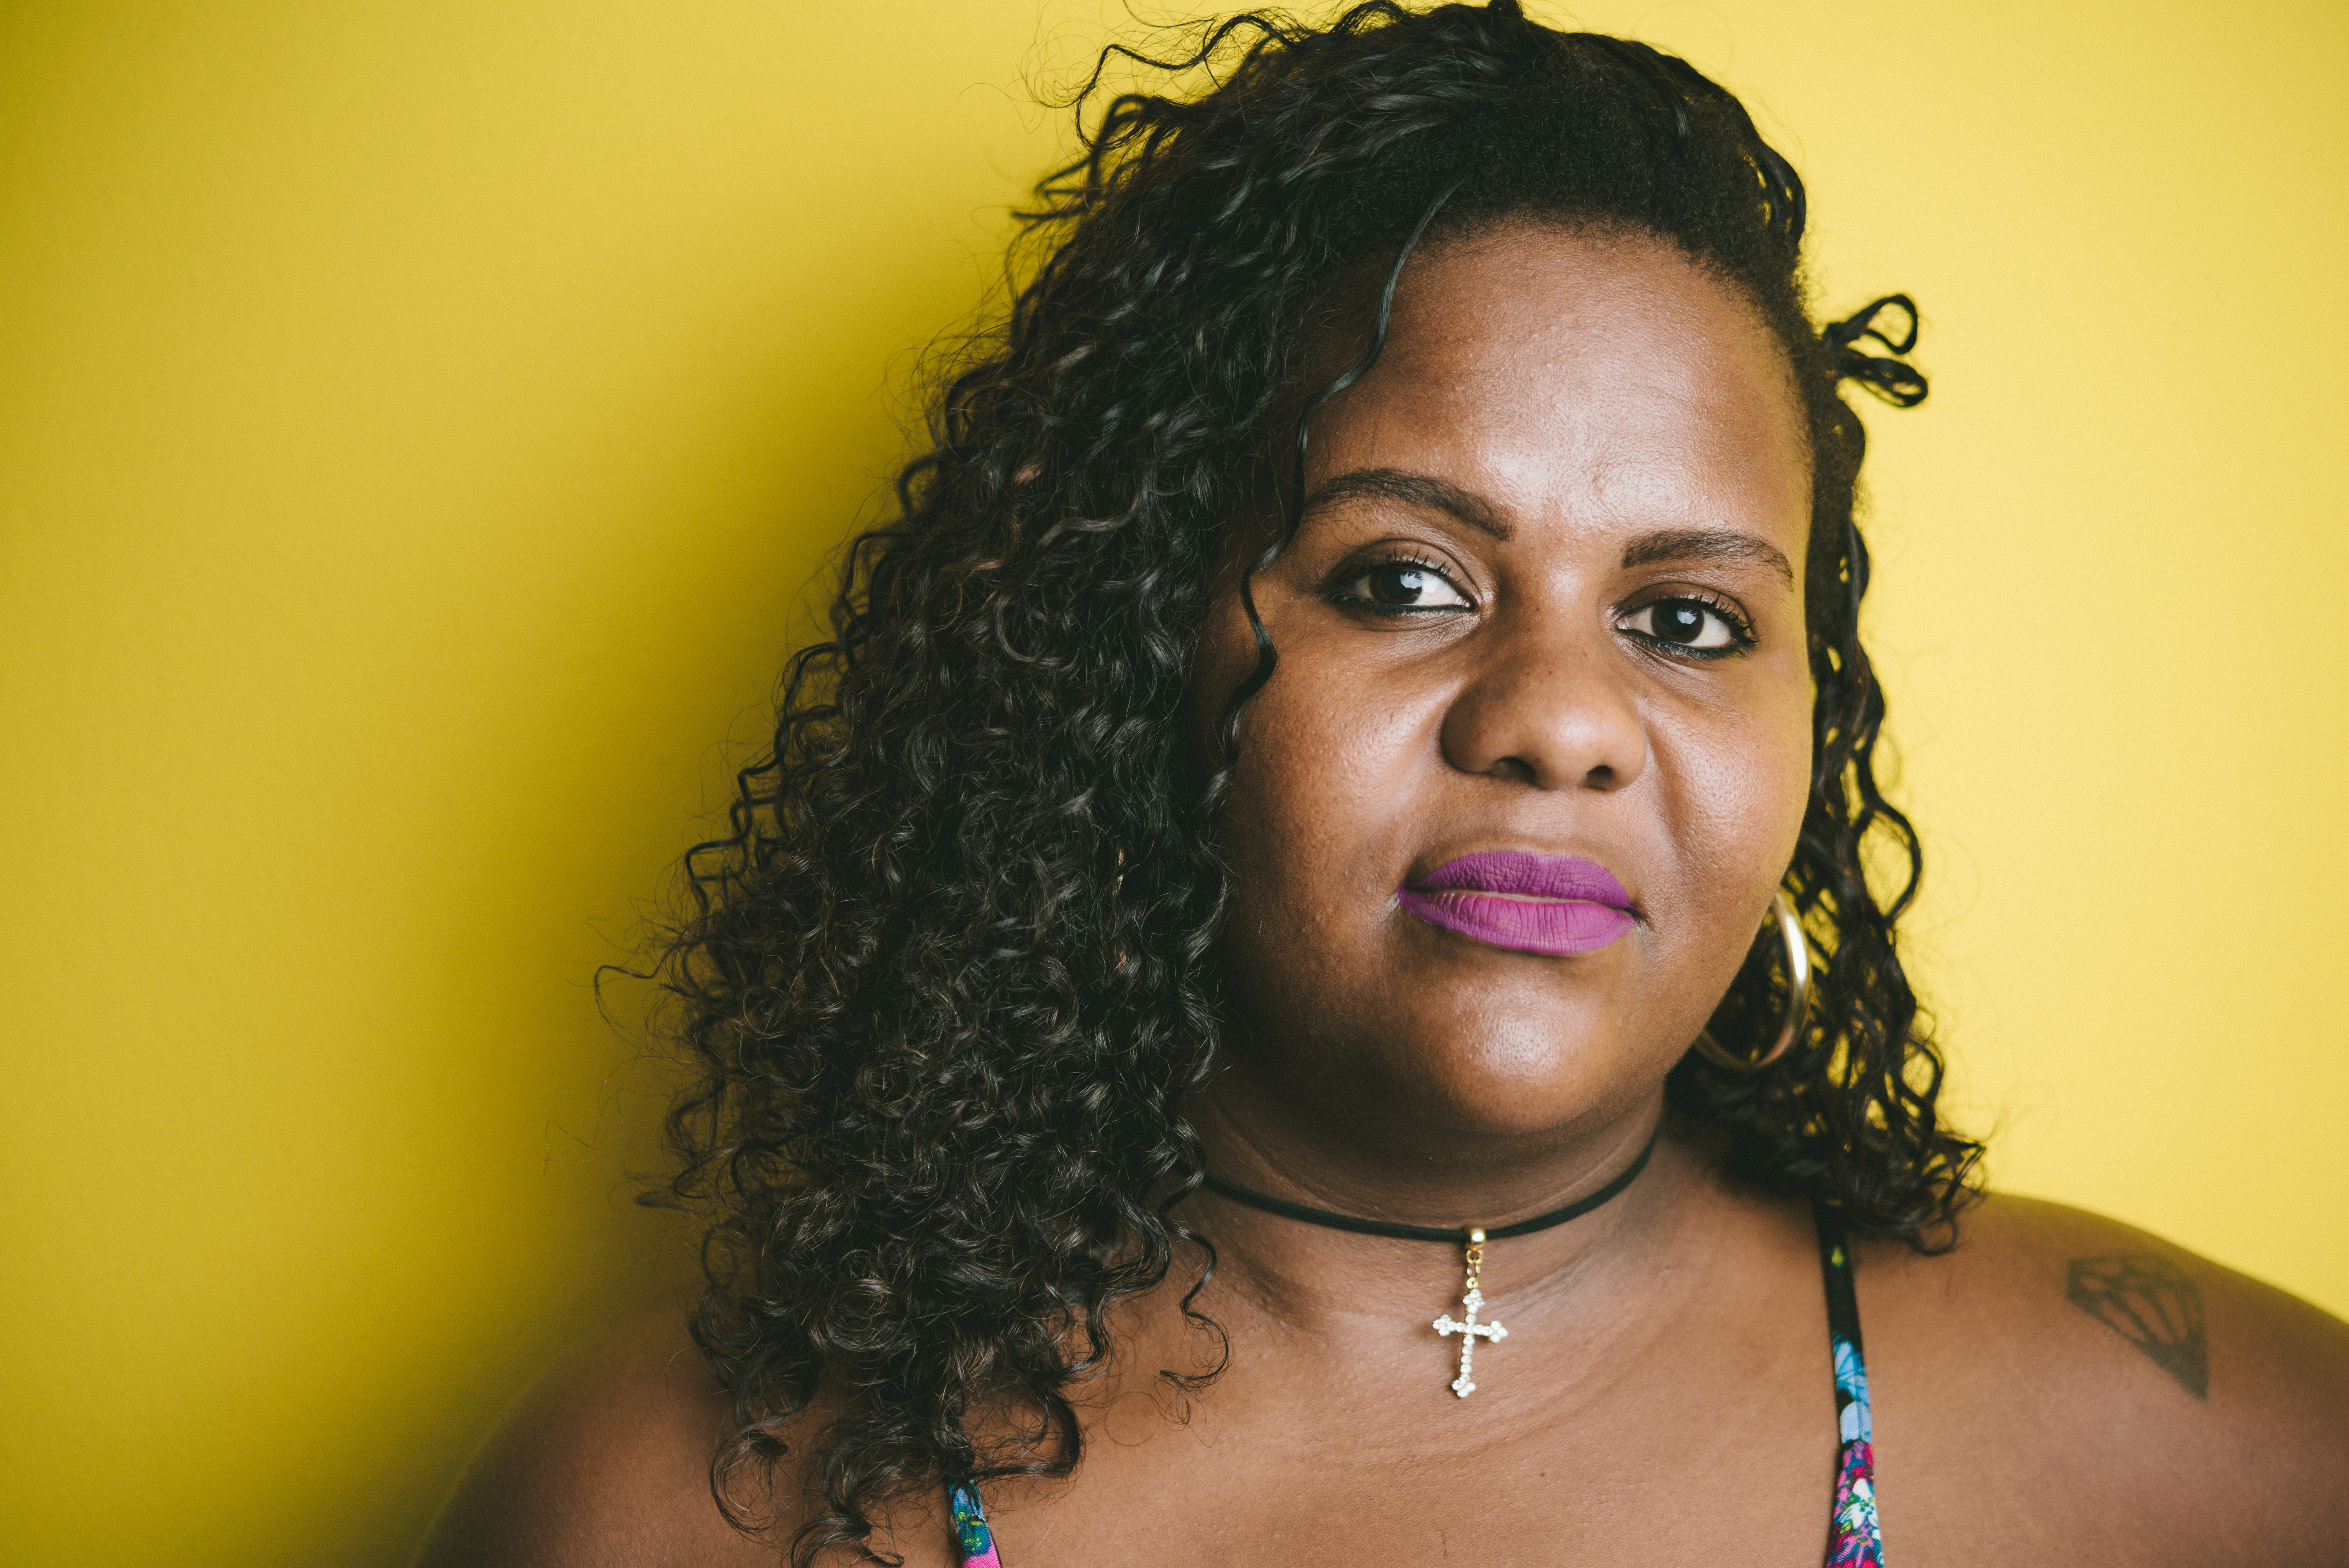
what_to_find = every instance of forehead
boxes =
[1308,222,1811,545]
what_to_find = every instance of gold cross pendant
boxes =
[1431,1227,1507,1397]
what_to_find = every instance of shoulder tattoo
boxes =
[2066,1254,2207,1399]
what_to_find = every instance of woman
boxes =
[416,4,2349,1563]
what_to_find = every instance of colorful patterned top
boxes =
[947,1480,1003,1568]
[945,1201,1884,1566]
[1817,1203,1887,1566]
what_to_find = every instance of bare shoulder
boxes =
[1854,1192,2349,1565]
[411,1301,782,1568]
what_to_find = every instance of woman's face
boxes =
[1197,222,1815,1152]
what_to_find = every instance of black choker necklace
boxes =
[1197,1128,1659,1399]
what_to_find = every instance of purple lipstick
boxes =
[1398,850,1636,955]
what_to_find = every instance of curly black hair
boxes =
[648,4,1983,1560]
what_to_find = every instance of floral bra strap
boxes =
[947,1478,1002,1568]
[1816,1201,1887,1567]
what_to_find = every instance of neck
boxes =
[1176,1074,1686,1336]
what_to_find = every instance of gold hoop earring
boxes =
[1692,891,1812,1074]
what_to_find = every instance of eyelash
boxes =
[1616,590,1758,661]
[1320,554,1760,660]
[1321,551,1473,616]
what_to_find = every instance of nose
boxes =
[1439,610,1649,791]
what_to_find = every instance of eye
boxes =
[1616,596,1752,654]
[1328,556,1474,614]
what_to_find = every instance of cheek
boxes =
[1647,682,1814,946]
[1214,629,1444,926]
[1189,573,1260,764]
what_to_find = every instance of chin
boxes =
[1344,1011,1661,1144]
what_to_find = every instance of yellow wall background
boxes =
[3,2,2342,1562]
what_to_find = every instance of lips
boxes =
[1397,850,1636,955]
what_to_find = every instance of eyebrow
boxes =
[1302,469,1795,586]
[1301,468,1512,540]
[1620,528,1795,588]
